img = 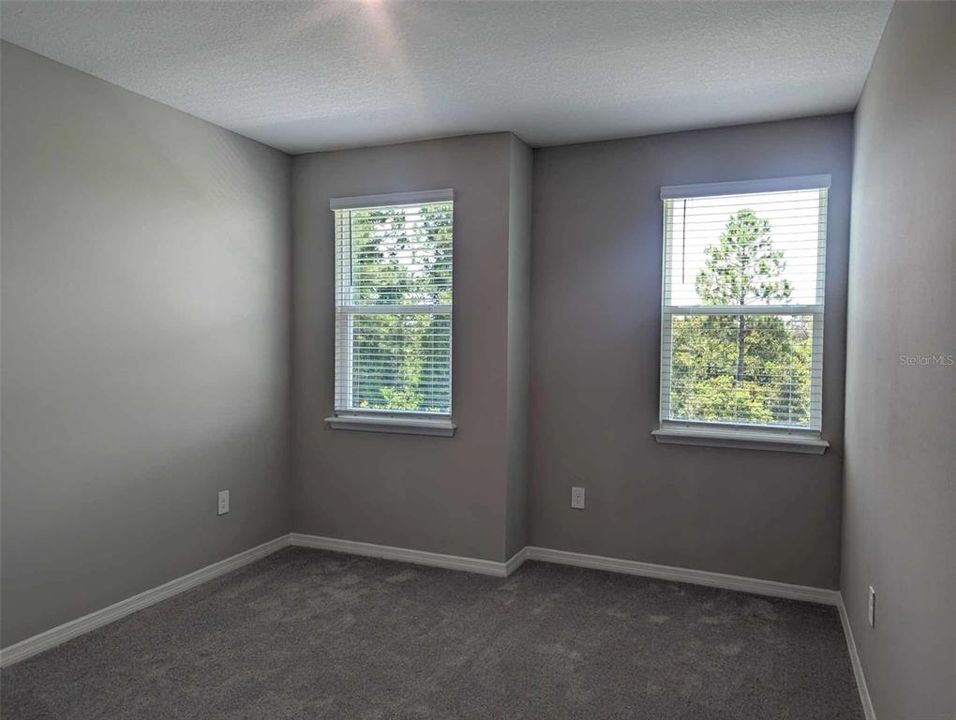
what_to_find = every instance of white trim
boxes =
[505,546,530,576]
[330,188,454,210]
[288,537,838,606]
[1,531,868,720]
[325,414,456,437]
[652,427,829,454]
[337,304,452,315]
[290,533,510,577]
[658,199,673,420]
[663,304,821,316]
[660,174,831,199]
[332,194,455,418]
[0,535,291,668]
[838,596,877,720]
[658,181,829,437]
[523,546,840,605]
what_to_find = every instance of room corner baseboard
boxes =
[0,534,292,668]
[504,546,530,576]
[290,533,517,577]
[287,537,839,605]
[0,533,856,687]
[522,546,841,606]
[837,595,877,720]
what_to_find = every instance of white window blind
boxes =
[659,177,829,433]
[333,190,453,417]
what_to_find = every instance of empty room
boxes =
[1,1,953,718]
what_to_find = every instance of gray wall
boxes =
[291,133,531,562]
[0,43,292,647]
[529,115,853,588]
[8,47,857,652]
[842,3,956,718]
[505,136,533,557]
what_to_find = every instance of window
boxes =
[327,190,455,436]
[655,176,830,453]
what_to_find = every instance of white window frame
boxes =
[324,189,456,437]
[652,175,831,454]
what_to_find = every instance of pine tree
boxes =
[695,209,792,381]
[670,208,812,426]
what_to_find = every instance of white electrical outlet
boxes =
[571,486,586,509]
[218,490,230,516]
[867,586,876,628]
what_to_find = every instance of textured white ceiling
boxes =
[0,1,891,154]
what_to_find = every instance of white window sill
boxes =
[325,415,456,437]
[651,427,829,455]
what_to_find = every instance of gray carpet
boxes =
[1,547,863,719]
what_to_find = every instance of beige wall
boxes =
[1,43,292,646]
[528,115,853,588]
[842,3,956,718]
[291,133,532,562]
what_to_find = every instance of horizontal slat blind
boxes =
[334,197,453,416]
[660,184,828,431]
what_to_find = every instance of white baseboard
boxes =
[1,529,864,715]
[521,546,841,606]
[0,534,292,668]
[290,533,517,577]
[838,595,877,720]
[504,546,529,576]
[287,536,838,605]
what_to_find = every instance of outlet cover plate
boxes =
[571,486,586,509]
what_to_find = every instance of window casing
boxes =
[657,176,829,442]
[330,190,454,430]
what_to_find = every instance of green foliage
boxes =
[696,209,792,305]
[671,208,812,427]
[671,314,813,426]
[347,203,452,413]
